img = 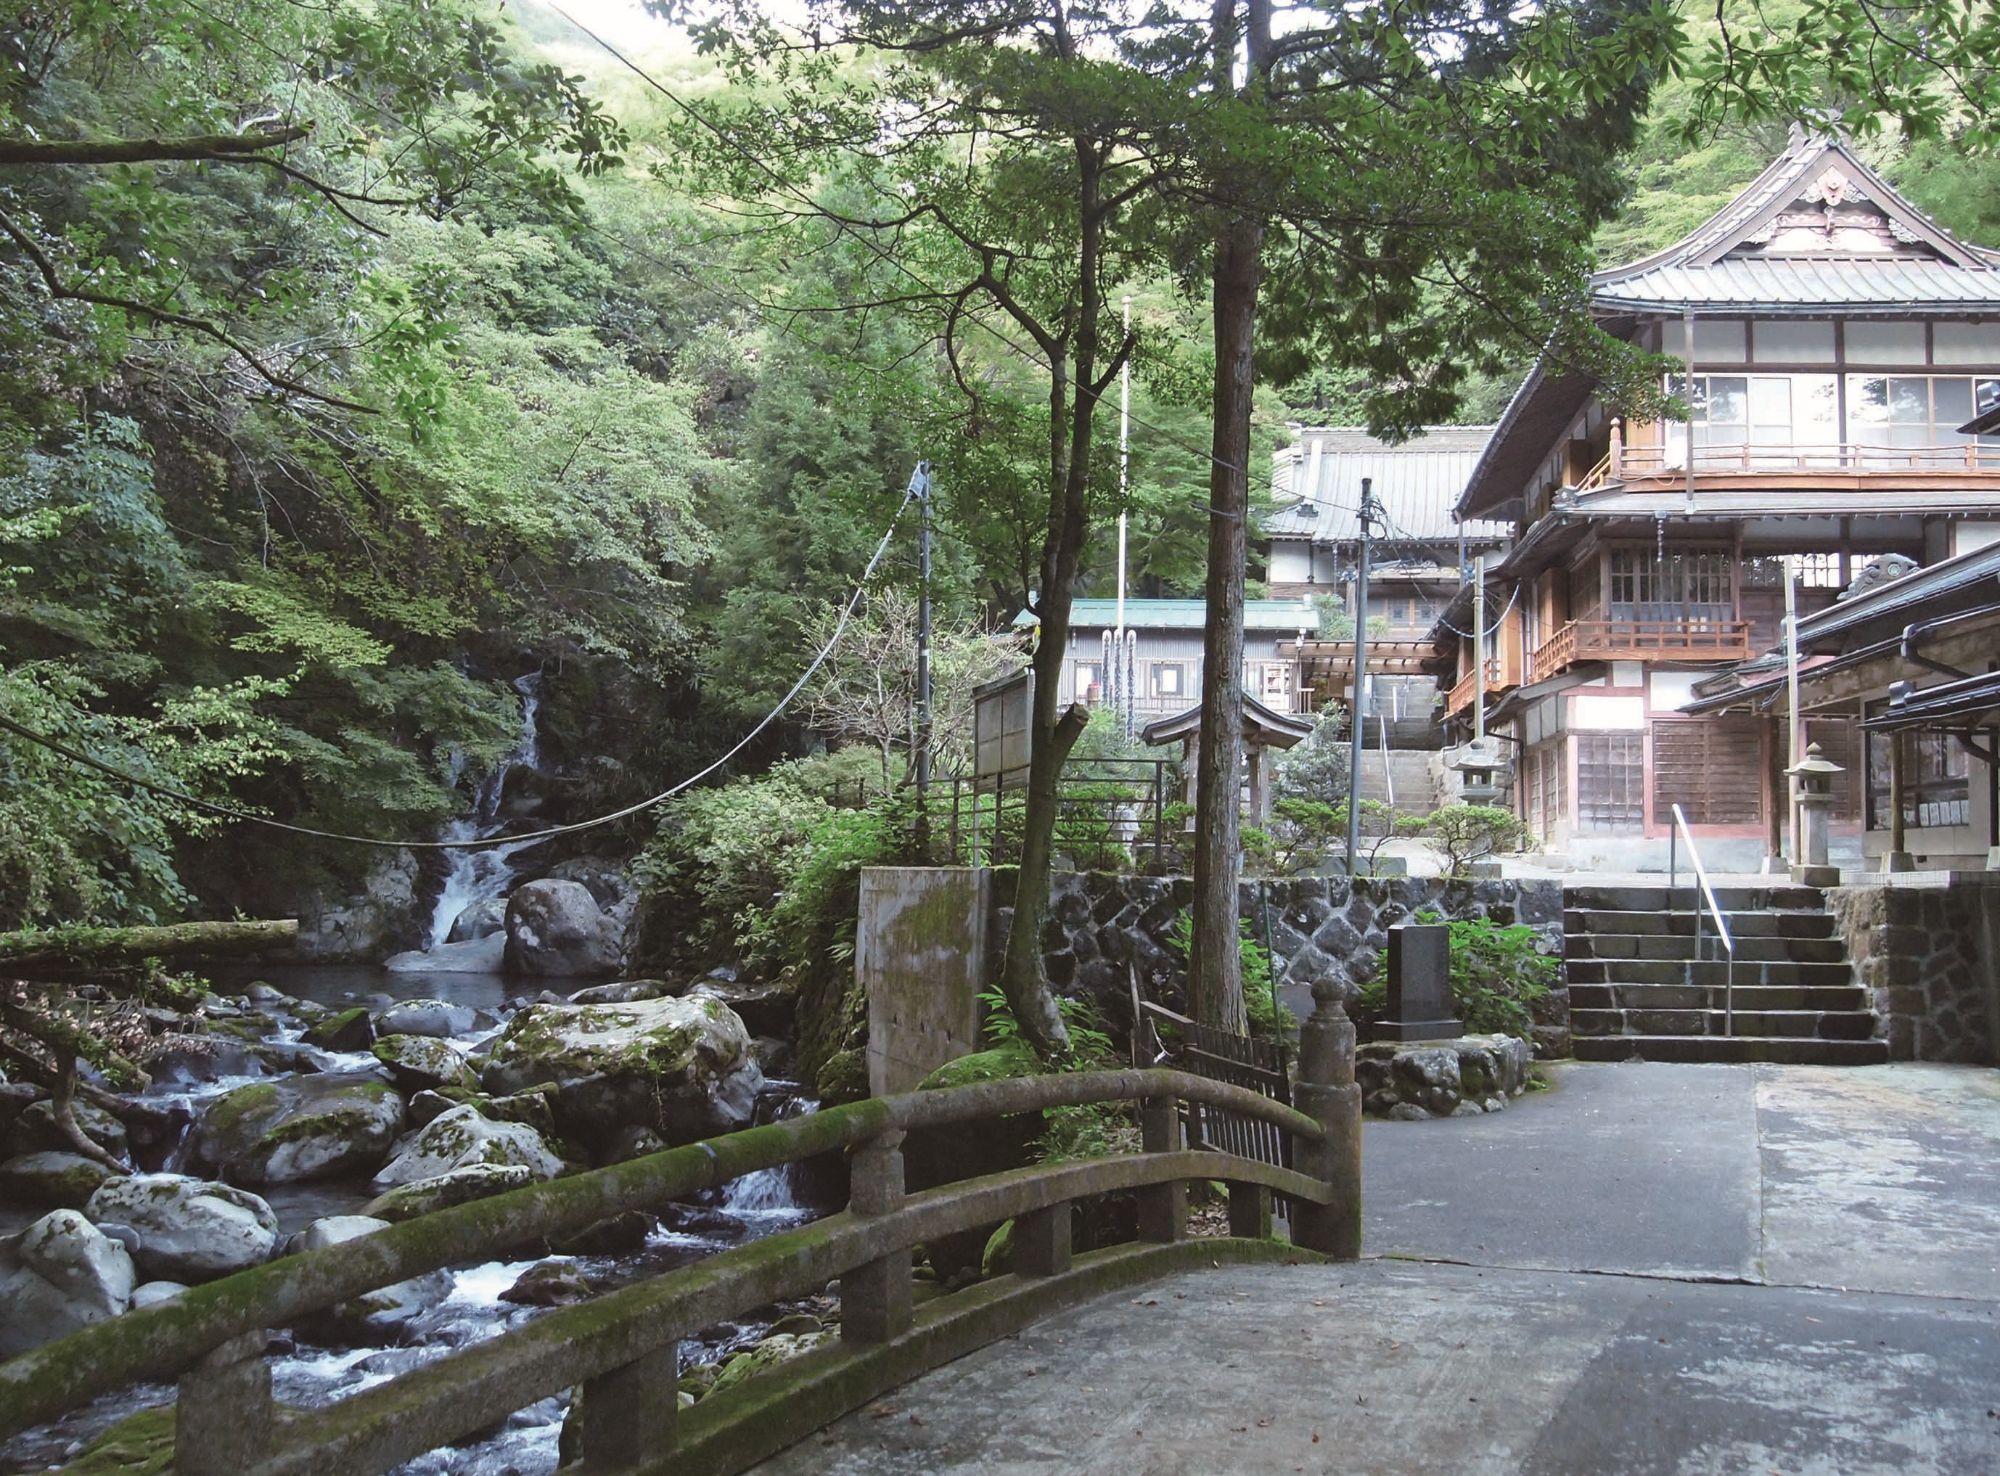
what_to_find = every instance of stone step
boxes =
[1562,908,1836,941]
[1568,982,1871,1013]
[1571,1007,1879,1041]
[1566,958,1854,988]
[1563,884,1826,914]
[1564,932,1847,964]
[1571,1035,1889,1066]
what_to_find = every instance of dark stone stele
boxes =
[1378,923,1463,1042]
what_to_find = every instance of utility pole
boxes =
[1117,294,1133,739]
[1345,478,1374,870]
[914,461,934,856]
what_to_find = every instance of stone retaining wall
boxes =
[1830,880,2000,1064]
[1035,872,1568,1057]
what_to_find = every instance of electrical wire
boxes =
[0,467,928,851]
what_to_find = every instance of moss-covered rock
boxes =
[0,1151,120,1209]
[371,1034,476,1093]
[1,1098,130,1163]
[302,1006,375,1052]
[191,1071,405,1184]
[84,1175,280,1283]
[369,1104,563,1190]
[52,1404,173,1475]
[478,996,761,1148]
[0,1208,135,1357]
[362,1163,535,1221]
[706,1330,831,1399]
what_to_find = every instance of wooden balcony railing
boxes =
[1529,619,1753,681]
[1612,441,2000,479]
[1446,656,1506,715]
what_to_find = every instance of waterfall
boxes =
[425,673,544,948]
[723,1089,818,1215]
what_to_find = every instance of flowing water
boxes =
[425,673,545,949]
[0,967,832,1476]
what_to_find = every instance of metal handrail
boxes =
[1668,803,1737,1035]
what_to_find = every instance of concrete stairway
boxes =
[1563,883,1887,1065]
[1355,750,1436,816]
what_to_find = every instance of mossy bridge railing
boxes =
[0,1008,1362,1476]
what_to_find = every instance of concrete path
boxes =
[754,1062,2000,1475]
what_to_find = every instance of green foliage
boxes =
[1421,806,1535,875]
[1359,912,1558,1042]
[1166,912,1294,1040]
[1271,704,1352,810]
[971,985,1130,1162]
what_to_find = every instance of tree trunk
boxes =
[997,138,1116,1061]
[0,918,298,973]
[1187,212,1262,1033]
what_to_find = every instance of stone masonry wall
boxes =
[1033,872,1569,1058]
[1830,881,2000,1065]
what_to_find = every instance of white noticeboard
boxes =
[973,670,1033,791]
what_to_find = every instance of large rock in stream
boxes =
[478,996,762,1149]
[85,1175,281,1283]
[504,879,620,977]
[0,1209,135,1357]
[191,1071,405,1184]
[369,1104,564,1189]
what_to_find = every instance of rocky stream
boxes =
[0,944,843,1476]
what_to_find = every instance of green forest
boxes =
[3,0,1998,941]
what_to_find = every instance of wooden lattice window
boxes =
[1608,551,1733,625]
[1653,719,1763,825]
[1575,733,1645,834]
[1866,727,1970,831]
[1522,741,1565,845]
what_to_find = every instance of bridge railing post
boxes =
[573,1339,680,1476]
[843,1128,913,1343]
[1136,1094,1185,1242]
[1014,1200,1072,1276]
[1289,980,1362,1259]
[176,1329,275,1476]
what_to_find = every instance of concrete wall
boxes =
[857,868,989,1096]
[1831,878,2000,1065]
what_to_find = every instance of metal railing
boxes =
[1668,802,1738,1035]
[941,757,1175,871]
[0,1052,1362,1476]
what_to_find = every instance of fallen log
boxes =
[0,918,299,972]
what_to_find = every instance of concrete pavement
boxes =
[753,1062,2000,1475]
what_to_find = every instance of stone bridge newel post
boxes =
[1137,1095,1187,1243]
[844,1128,913,1343]
[178,1328,277,1476]
[1290,979,1363,1259]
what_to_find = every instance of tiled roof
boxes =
[1592,256,2000,313]
[1268,426,1509,542]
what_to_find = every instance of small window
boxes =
[1149,662,1184,698]
[1844,321,1926,365]
[1691,319,1747,363]
[1933,322,2000,365]
[1074,661,1102,702]
[1753,320,1836,363]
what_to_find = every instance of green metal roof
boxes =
[1013,598,1321,631]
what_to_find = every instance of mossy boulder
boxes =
[191,1071,406,1184]
[374,998,480,1039]
[1,1098,130,1163]
[478,996,762,1148]
[706,1331,831,1399]
[0,1209,135,1358]
[85,1174,280,1283]
[362,1163,535,1221]
[909,1041,1043,1284]
[371,1034,477,1093]
[0,1151,120,1209]
[51,1403,174,1476]
[369,1104,563,1191]
[504,879,620,977]
[302,1007,375,1052]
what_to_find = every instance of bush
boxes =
[1355,911,1558,1041]
[1165,912,1296,1040]
[1420,804,1532,875]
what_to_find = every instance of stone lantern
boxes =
[1444,737,1505,806]
[1787,742,1844,887]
